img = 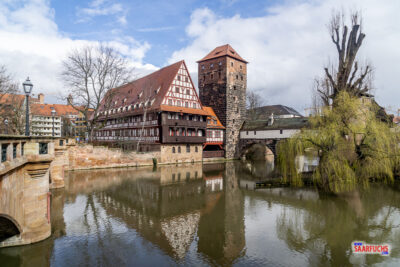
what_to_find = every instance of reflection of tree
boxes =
[275,186,400,266]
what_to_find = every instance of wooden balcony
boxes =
[162,119,206,128]
[162,136,206,144]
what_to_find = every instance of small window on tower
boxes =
[236,75,238,80]
[211,74,214,79]
[240,65,242,70]
[233,86,236,90]
[241,76,243,81]
[231,61,234,67]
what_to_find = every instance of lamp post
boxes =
[4,118,8,135]
[51,109,56,137]
[23,77,33,136]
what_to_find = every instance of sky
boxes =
[0,0,399,114]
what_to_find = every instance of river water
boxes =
[1,161,400,266]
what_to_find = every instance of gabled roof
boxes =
[248,105,302,120]
[203,106,225,129]
[242,117,309,131]
[197,44,248,63]
[31,103,80,117]
[98,60,206,116]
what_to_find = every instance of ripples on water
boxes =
[1,161,400,267]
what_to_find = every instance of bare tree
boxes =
[246,90,265,120]
[323,10,372,100]
[61,45,134,140]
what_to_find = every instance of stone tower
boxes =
[197,44,247,158]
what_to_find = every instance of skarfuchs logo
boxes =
[352,241,390,256]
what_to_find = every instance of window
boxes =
[233,119,235,124]
[233,86,236,90]
[203,75,205,81]
[186,172,190,180]
[177,75,181,81]
[280,129,283,134]
[218,71,221,78]
[254,131,257,135]
[195,146,198,153]
[172,173,176,181]
[21,143,25,156]
[246,131,249,135]
[59,140,64,146]
[172,147,175,153]
[201,65,205,70]
[241,76,243,81]
[1,144,7,162]
[168,99,173,105]
[186,89,190,95]
[231,61,233,67]
[186,144,190,153]
[218,61,222,66]
[175,87,180,93]
[210,63,214,68]
[39,143,48,154]
[178,146,181,153]
[193,103,197,109]
[177,100,181,107]
[185,102,188,107]
[185,77,188,82]
[210,74,214,79]
[240,65,242,70]
[236,75,238,80]
[13,143,17,158]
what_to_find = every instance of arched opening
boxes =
[0,215,21,242]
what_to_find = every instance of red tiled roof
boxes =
[98,60,204,116]
[31,103,80,117]
[0,93,26,105]
[197,44,248,63]
[203,106,225,129]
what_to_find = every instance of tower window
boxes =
[231,62,233,67]
[211,74,214,79]
[233,119,235,124]
[240,65,242,69]
[236,75,238,80]
[233,86,236,90]
[172,147,175,153]
[178,146,181,153]
[241,76,243,81]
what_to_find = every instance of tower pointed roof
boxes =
[197,44,248,63]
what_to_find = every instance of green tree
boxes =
[278,92,400,192]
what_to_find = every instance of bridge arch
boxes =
[0,214,22,242]
[239,139,279,161]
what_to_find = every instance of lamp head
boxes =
[23,77,33,95]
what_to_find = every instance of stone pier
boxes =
[0,136,55,248]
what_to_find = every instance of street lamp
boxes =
[51,109,56,137]
[4,118,8,135]
[23,77,33,136]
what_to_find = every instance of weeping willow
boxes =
[278,91,400,193]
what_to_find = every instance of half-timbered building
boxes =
[94,60,208,163]
[202,106,225,158]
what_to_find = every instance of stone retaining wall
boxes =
[67,145,160,171]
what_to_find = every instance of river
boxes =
[1,161,400,266]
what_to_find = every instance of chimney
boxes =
[67,94,73,105]
[268,113,274,126]
[38,93,44,104]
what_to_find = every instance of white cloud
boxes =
[0,0,155,102]
[169,0,400,114]
[76,0,127,26]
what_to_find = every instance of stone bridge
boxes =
[0,136,56,248]
[239,138,280,160]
